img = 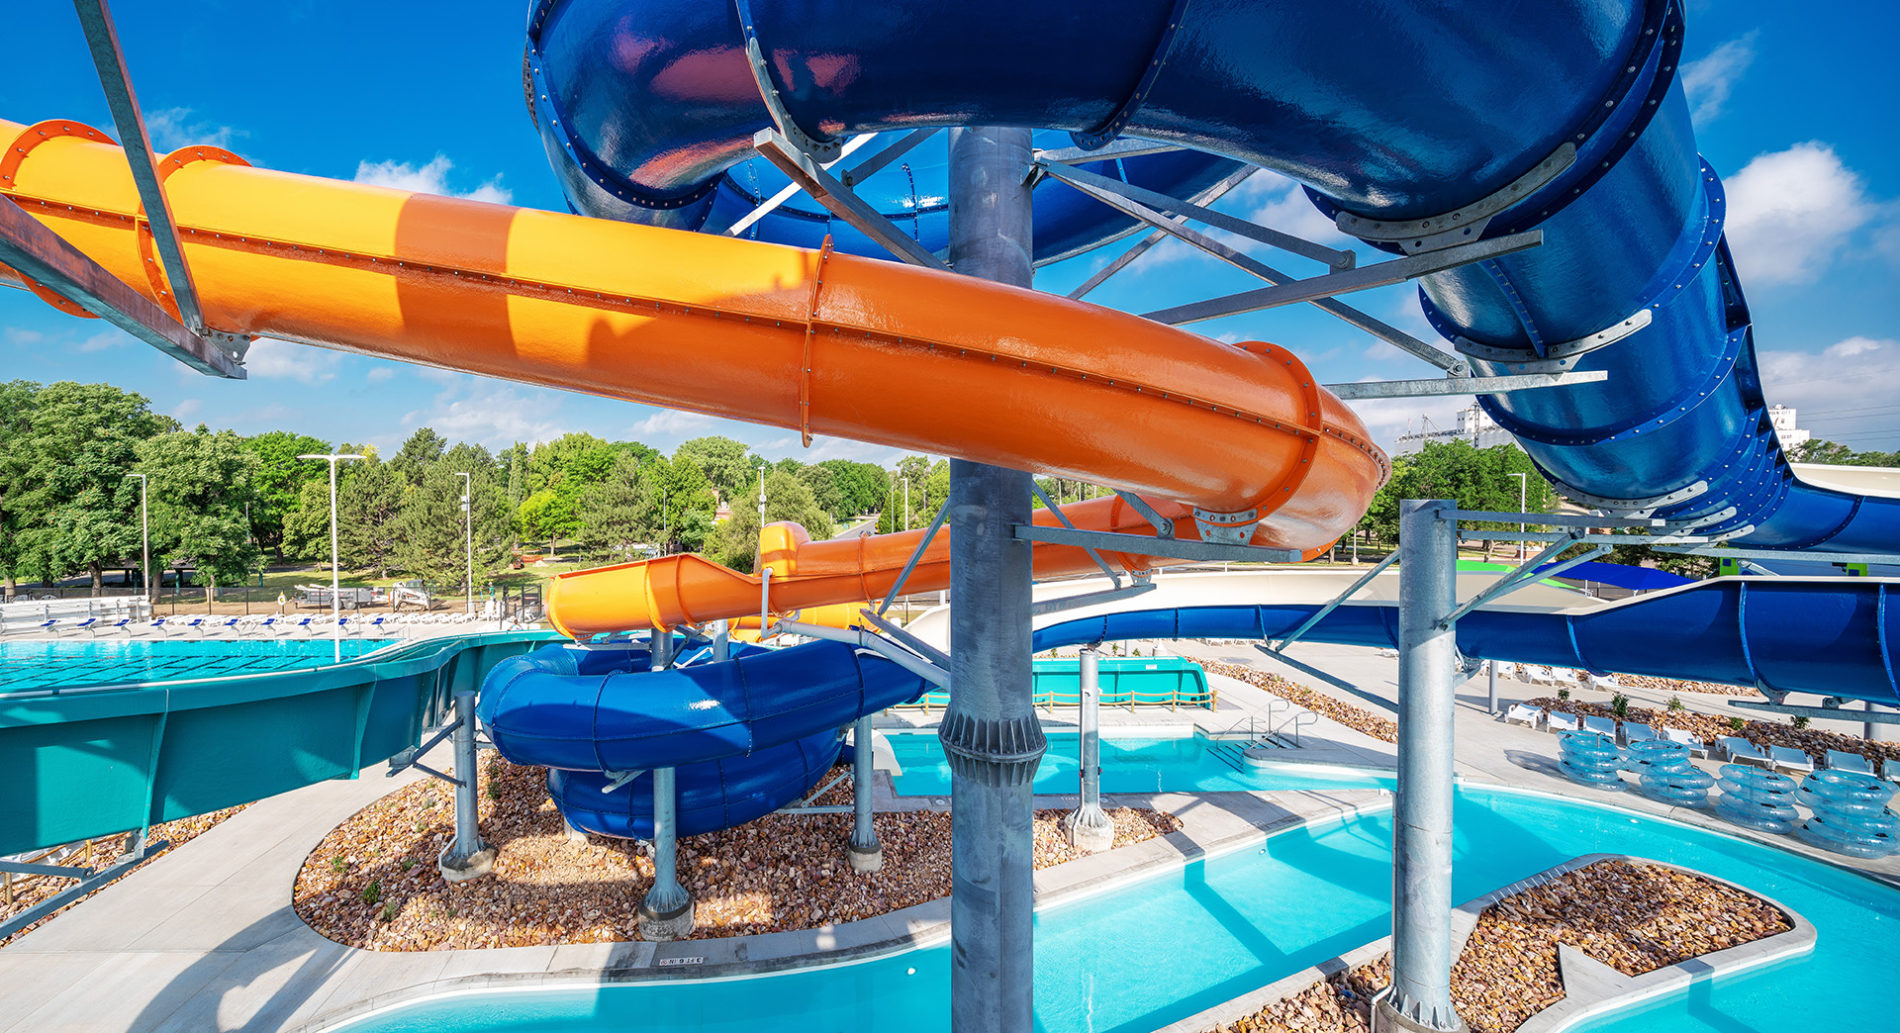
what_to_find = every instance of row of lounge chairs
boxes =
[1504,703,1899,781]
[1491,662,1622,691]
[23,610,498,638]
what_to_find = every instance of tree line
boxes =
[0,381,905,598]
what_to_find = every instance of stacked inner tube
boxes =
[1714,765,1800,833]
[1557,731,1625,789]
[1629,739,1713,807]
[1795,770,1900,859]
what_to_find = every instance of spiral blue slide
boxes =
[484,0,1900,838]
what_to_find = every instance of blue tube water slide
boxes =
[525,0,1900,554]
[482,577,1898,839]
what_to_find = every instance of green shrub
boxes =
[1609,693,1630,718]
[1667,695,1685,712]
[361,879,382,906]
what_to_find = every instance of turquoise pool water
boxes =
[325,786,1900,1033]
[887,731,1395,796]
[0,637,394,690]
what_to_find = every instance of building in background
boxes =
[1394,403,1518,455]
[1768,404,1810,451]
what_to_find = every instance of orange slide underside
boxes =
[0,117,1388,634]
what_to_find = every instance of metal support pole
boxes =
[939,125,1046,1033]
[1487,661,1498,716]
[847,714,882,871]
[437,689,495,882]
[1066,645,1114,852]
[637,765,694,939]
[1377,500,1467,1033]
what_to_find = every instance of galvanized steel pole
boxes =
[1067,644,1115,851]
[1378,499,1467,1033]
[639,629,694,939]
[438,688,495,881]
[941,125,1046,1033]
[847,714,882,871]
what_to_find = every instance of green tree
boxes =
[796,463,844,519]
[394,445,509,588]
[818,460,888,517]
[576,452,650,560]
[676,435,760,503]
[137,426,263,604]
[240,430,331,559]
[336,454,405,577]
[18,383,170,593]
[643,455,719,554]
[1788,438,1900,467]
[514,489,576,553]
[527,432,612,494]
[0,381,39,600]
[1364,441,1551,546]
[388,427,447,488]
[711,469,836,572]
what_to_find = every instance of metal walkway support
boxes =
[847,714,882,871]
[638,629,694,939]
[1377,499,1468,1033]
[437,688,496,882]
[1065,645,1115,852]
[939,125,1047,1033]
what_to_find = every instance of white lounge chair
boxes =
[1884,759,1900,783]
[1589,672,1623,691]
[1767,746,1816,776]
[1504,703,1544,728]
[1825,750,1874,776]
[1623,721,1658,744]
[1663,728,1708,757]
[1582,715,1617,737]
[1547,711,1581,733]
[1721,737,1771,768]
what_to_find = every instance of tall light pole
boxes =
[124,472,149,611]
[1508,472,1528,560]
[902,476,911,532]
[456,471,474,615]
[300,453,364,661]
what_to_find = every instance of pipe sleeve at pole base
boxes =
[1373,994,1469,1033]
[1062,809,1115,853]
[637,897,696,941]
[437,846,496,884]
[846,841,884,873]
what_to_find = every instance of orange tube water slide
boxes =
[0,117,1388,633]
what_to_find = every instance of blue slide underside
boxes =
[527,0,1900,554]
[482,578,1898,839]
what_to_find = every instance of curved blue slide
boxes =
[526,0,1900,553]
[481,576,1898,839]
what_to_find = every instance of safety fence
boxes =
[893,656,1216,713]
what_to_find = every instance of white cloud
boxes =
[77,331,122,353]
[142,108,241,152]
[1758,337,1900,447]
[410,384,568,449]
[1723,142,1872,286]
[353,154,512,204]
[628,409,720,439]
[242,337,341,384]
[800,435,906,464]
[3,327,46,345]
[173,398,202,422]
[1682,32,1758,123]
[365,366,397,383]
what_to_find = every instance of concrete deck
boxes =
[4,638,1895,1032]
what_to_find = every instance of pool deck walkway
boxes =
[4,640,1898,1032]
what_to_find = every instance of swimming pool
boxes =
[887,731,1395,796]
[322,785,1899,1033]
[0,637,394,690]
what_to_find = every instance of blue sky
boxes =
[4,0,1899,462]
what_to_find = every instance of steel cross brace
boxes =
[1652,545,1898,565]
[385,715,468,787]
[1141,231,1544,327]
[876,497,953,616]
[1066,164,1258,297]
[728,133,876,236]
[1036,159,1356,270]
[1030,480,1122,587]
[1437,537,1610,628]
[0,830,167,940]
[1323,371,1608,400]
[1013,523,1300,564]
[752,129,948,269]
[1271,550,1399,651]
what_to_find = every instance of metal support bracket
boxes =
[1037,159,1356,270]
[1439,540,1610,628]
[1336,143,1577,253]
[1252,644,1396,710]
[855,608,952,671]
[1013,523,1299,564]
[0,831,167,940]
[728,133,875,236]
[601,768,648,793]
[1112,490,1175,539]
[734,0,841,161]
[0,197,243,378]
[784,769,853,810]
[1031,480,1121,587]
[1440,509,1663,530]
[774,619,950,687]
[752,129,948,268]
[1454,308,1653,374]
[1555,479,1709,519]
[1033,137,1184,165]
[1271,550,1399,651]
[841,128,939,187]
[1065,164,1257,295]
[385,715,466,786]
[1141,231,1543,327]
[1323,370,1607,400]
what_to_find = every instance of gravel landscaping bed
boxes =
[1203,859,1790,1033]
[294,753,1179,950]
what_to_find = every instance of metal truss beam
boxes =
[728,133,875,236]
[1038,160,1355,270]
[1442,509,1662,529]
[752,129,947,269]
[0,197,243,378]
[1032,137,1182,165]
[1031,481,1121,586]
[1652,545,1896,565]
[74,0,209,339]
[1029,581,1158,618]
[841,128,939,187]
[1065,166,1257,298]
[1141,231,1542,326]
[1323,370,1608,400]
[876,497,952,616]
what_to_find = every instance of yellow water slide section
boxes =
[0,117,1389,633]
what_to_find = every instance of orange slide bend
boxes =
[0,117,1388,633]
